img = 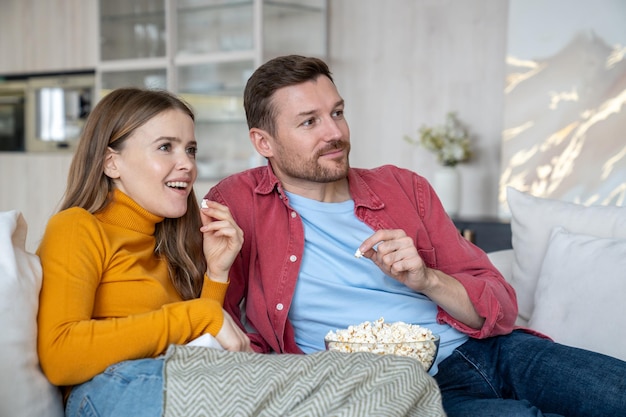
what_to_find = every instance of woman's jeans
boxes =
[65,357,164,417]
[435,330,626,417]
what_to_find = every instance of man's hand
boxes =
[357,229,485,329]
[357,229,434,292]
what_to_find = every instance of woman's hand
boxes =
[199,200,244,282]
[215,309,252,352]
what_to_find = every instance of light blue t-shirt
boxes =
[285,191,468,375]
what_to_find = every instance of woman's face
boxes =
[104,108,197,218]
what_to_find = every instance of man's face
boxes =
[266,76,351,184]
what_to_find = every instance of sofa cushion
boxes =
[529,227,626,361]
[0,210,64,417]
[507,187,626,322]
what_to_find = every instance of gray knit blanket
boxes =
[163,345,446,417]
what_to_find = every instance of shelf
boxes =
[100,10,166,22]
[264,0,326,15]
[177,0,326,14]
[183,94,245,122]
[174,50,257,66]
[99,0,166,20]
[177,0,253,14]
[98,58,169,71]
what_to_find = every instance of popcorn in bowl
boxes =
[324,317,440,371]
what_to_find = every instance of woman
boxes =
[36,88,251,416]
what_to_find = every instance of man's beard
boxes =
[276,140,350,183]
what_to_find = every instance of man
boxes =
[206,55,626,416]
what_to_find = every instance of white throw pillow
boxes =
[529,227,626,361]
[0,211,64,417]
[507,187,626,322]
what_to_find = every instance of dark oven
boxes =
[0,80,26,151]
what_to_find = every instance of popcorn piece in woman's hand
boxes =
[201,199,209,209]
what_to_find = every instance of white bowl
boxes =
[324,335,440,371]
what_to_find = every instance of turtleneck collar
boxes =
[96,189,165,236]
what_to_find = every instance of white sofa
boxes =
[487,187,626,362]
[2,187,625,417]
[0,211,64,417]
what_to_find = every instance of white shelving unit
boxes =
[97,0,327,180]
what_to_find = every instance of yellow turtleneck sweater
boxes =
[37,189,227,387]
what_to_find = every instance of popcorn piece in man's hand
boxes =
[354,248,364,258]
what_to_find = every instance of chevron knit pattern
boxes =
[163,345,446,417]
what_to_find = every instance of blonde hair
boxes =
[60,88,205,300]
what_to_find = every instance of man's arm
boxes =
[358,229,486,330]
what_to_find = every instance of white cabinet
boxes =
[97,0,327,179]
[0,0,97,75]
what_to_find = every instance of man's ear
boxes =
[103,147,120,179]
[249,128,273,158]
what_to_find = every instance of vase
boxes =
[433,165,461,216]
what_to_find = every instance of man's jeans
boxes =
[435,330,626,416]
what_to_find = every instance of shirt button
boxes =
[276,303,284,311]
[289,255,297,262]
[291,211,297,218]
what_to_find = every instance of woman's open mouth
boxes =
[165,181,189,190]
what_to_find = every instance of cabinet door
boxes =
[175,1,257,179]
[97,0,169,95]
[177,60,256,179]
[99,0,167,61]
[262,0,327,59]
[176,0,254,56]
[0,0,98,74]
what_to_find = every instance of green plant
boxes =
[404,112,473,167]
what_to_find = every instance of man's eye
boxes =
[302,118,315,127]
[333,110,344,118]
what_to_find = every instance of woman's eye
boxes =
[158,143,171,151]
[186,146,198,156]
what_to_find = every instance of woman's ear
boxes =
[249,128,273,158]
[103,147,120,179]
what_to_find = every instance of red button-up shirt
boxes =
[205,164,518,353]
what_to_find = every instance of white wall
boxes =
[328,0,508,217]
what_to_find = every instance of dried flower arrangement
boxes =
[404,112,473,167]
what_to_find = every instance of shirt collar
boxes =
[347,168,385,211]
[254,162,282,196]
